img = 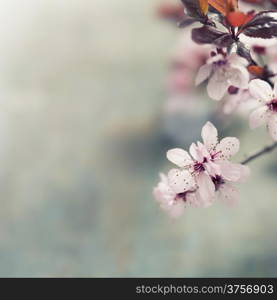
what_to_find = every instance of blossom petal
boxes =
[218,183,240,207]
[167,201,185,218]
[168,169,196,194]
[166,148,193,167]
[195,63,212,86]
[267,113,277,141]
[153,173,174,205]
[228,66,249,89]
[196,172,215,206]
[216,137,240,160]
[197,141,210,158]
[249,79,273,102]
[153,174,186,218]
[236,165,250,183]
[228,53,248,67]
[249,106,268,129]
[186,190,207,208]
[189,143,201,161]
[216,160,243,182]
[205,161,221,177]
[201,121,218,151]
[207,72,229,101]
[189,142,210,162]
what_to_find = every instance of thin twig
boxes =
[241,142,277,165]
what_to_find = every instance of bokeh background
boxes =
[0,0,276,277]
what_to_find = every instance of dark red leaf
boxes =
[243,12,277,29]
[192,26,234,47]
[244,24,277,38]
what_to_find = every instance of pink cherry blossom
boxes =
[155,122,250,215]
[166,122,246,204]
[167,121,242,177]
[166,146,216,206]
[222,87,256,115]
[153,170,202,218]
[248,79,277,141]
[195,51,249,101]
[212,164,250,207]
[167,32,210,95]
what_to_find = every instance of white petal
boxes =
[267,114,277,141]
[216,160,243,182]
[195,63,212,86]
[153,173,175,205]
[228,53,248,66]
[218,183,240,207]
[228,66,249,89]
[166,148,193,167]
[186,190,207,208]
[168,169,196,194]
[249,79,273,102]
[201,121,218,151]
[189,142,210,162]
[216,137,240,160]
[236,165,250,183]
[204,161,221,177]
[159,172,168,184]
[249,106,268,129]
[197,141,210,158]
[207,72,229,101]
[196,172,215,206]
[222,94,240,114]
[189,142,201,161]
[167,201,185,218]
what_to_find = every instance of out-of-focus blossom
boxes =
[212,163,250,206]
[196,51,249,101]
[153,171,199,218]
[248,79,277,141]
[239,35,277,70]
[156,2,184,22]
[167,61,194,94]
[167,33,211,95]
[222,87,256,115]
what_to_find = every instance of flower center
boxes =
[193,162,205,173]
[212,175,225,191]
[268,99,277,112]
[213,59,227,68]
[176,190,196,203]
[209,149,221,161]
[176,192,187,202]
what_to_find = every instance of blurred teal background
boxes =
[0,0,276,277]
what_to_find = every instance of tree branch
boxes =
[241,142,277,165]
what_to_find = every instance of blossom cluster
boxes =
[154,122,249,217]
[154,0,277,217]
[189,0,277,141]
